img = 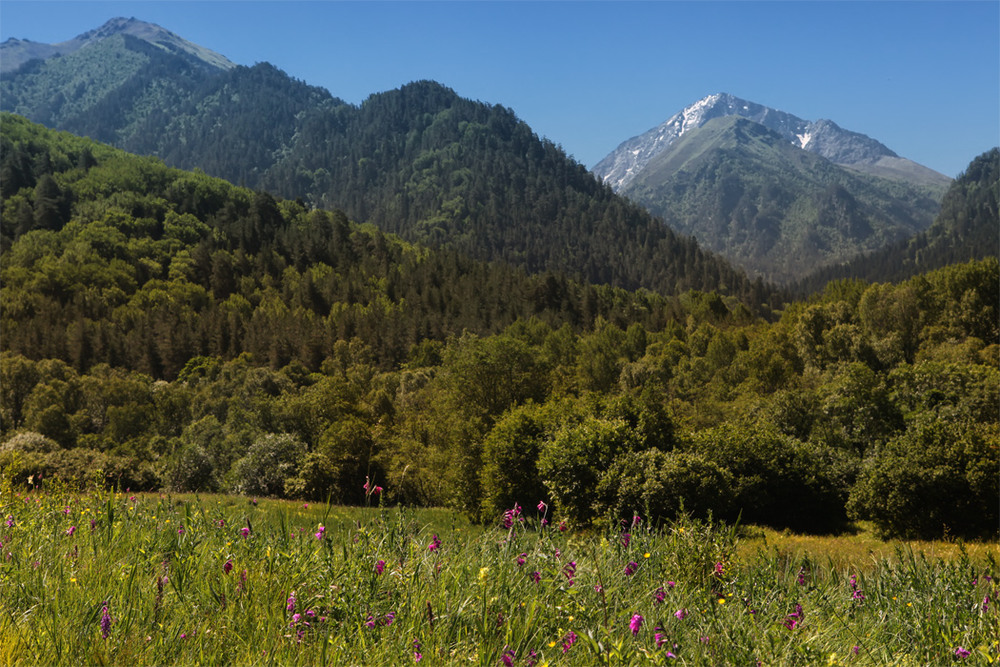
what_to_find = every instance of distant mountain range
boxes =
[593,94,958,281]
[0,18,773,308]
[1,18,986,288]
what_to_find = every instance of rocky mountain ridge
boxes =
[593,93,950,191]
[0,17,235,74]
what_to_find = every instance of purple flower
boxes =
[558,521,567,532]
[501,646,516,666]
[561,630,578,653]
[563,561,577,586]
[954,647,971,659]
[100,604,111,639]
[375,559,386,575]
[654,626,667,648]
[852,645,861,656]
[223,559,233,575]
[413,639,422,662]
[66,526,76,536]
[666,581,676,589]
[239,527,250,538]
[365,614,376,629]
[526,649,539,666]
[674,608,688,620]
[537,501,547,512]
[315,525,325,540]
[286,592,296,613]
[516,553,527,567]
[654,587,666,604]
[629,613,644,635]
[594,584,604,593]
[625,561,639,576]
[713,561,724,578]
[384,611,395,626]
[530,571,541,584]
[4,516,13,528]
[797,567,807,586]
[622,532,631,547]
[632,514,642,526]
[428,534,441,552]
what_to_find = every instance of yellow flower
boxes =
[70,578,77,583]
[644,553,651,558]
[718,598,726,604]
[478,567,490,583]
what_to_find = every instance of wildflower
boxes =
[375,559,386,575]
[365,614,376,629]
[654,587,666,604]
[239,527,250,538]
[954,647,971,659]
[4,516,12,528]
[714,561,724,578]
[315,525,325,540]
[561,630,578,653]
[177,527,185,535]
[530,571,541,584]
[983,594,991,613]
[594,584,604,593]
[625,561,639,576]
[526,649,539,666]
[630,613,644,635]
[413,639,423,662]
[501,646,516,666]
[89,518,96,531]
[66,525,76,536]
[666,580,676,589]
[563,561,577,586]
[286,592,296,613]
[654,625,667,647]
[63,507,70,515]
[633,515,642,526]
[384,611,396,626]
[558,521,567,532]
[100,604,111,639]
[537,501,547,512]
[852,645,861,656]
[622,532,631,547]
[223,559,233,575]
[541,518,549,526]
[292,613,302,627]
[516,553,527,567]
[428,534,441,552]
[303,503,309,509]
[674,608,688,620]
[797,567,807,586]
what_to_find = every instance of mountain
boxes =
[616,115,945,282]
[0,21,779,311]
[796,147,1000,292]
[0,17,235,74]
[594,92,951,192]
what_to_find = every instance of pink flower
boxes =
[65,526,76,536]
[100,604,111,639]
[537,501,547,512]
[654,587,666,604]
[561,630,578,653]
[632,515,642,526]
[629,613,643,635]
[516,553,526,567]
[223,559,233,575]
[286,593,296,612]
[674,608,688,620]
[428,534,441,552]
[530,571,541,584]
[714,562,724,578]
[375,559,386,575]
[625,561,639,576]
[954,647,971,659]
[239,527,250,538]
[558,521,567,532]
[315,525,325,540]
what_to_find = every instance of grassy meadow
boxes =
[0,477,997,666]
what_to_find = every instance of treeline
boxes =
[1,116,997,541]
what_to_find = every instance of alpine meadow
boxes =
[0,11,998,667]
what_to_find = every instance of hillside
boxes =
[0,22,771,307]
[618,116,942,282]
[797,147,1000,291]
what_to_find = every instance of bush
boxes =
[595,448,733,526]
[231,432,306,497]
[847,421,999,539]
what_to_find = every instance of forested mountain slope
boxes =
[797,148,999,292]
[2,23,772,307]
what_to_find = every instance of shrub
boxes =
[230,432,306,497]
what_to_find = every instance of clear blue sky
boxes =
[2,1,997,177]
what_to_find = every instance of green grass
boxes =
[1,479,997,665]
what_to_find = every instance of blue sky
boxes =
[1,1,997,177]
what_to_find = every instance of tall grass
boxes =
[0,475,996,665]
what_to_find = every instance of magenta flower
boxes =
[558,521,567,532]
[365,614,376,629]
[797,567,807,585]
[413,639,423,662]
[561,630,578,653]
[66,526,76,537]
[713,561,724,578]
[537,501,547,512]
[501,647,516,666]
[654,587,666,604]
[223,559,233,575]
[954,647,971,659]
[239,527,250,538]
[530,571,541,584]
[286,592,296,613]
[384,611,396,626]
[629,613,644,635]
[100,604,111,639]
[654,626,667,648]
[632,514,642,526]
[428,534,441,552]
[516,553,527,567]
[666,580,675,589]
[674,608,688,620]
[375,559,386,575]
[563,561,577,586]
[622,532,631,547]
[852,645,861,656]
[625,561,639,576]
[4,516,12,528]
[177,527,185,535]
[315,525,326,540]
